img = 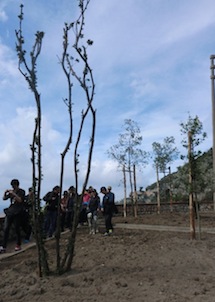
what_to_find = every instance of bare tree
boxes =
[15,4,49,277]
[15,0,95,276]
[58,0,96,273]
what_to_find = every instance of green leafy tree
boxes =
[180,114,207,196]
[180,114,207,239]
[108,119,148,216]
[152,136,178,213]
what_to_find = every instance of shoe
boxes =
[109,229,113,234]
[104,232,109,236]
[0,246,6,253]
[24,239,30,244]
[15,245,21,251]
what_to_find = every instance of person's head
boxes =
[63,190,68,197]
[53,186,60,193]
[100,186,107,194]
[107,186,112,192]
[91,188,97,196]
[88,186,93,193]
[69,186,75,192]
[68,186,75,195]
[10,179,19,189]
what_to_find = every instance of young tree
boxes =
[15,0,95,276]
[108,119,148,217]
[15,4,48,277]
[152,136,178,214]
[180,114,207,239]
[58,0,95,273]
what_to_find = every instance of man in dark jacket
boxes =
[43,185,60,238]
[100,186,115,236]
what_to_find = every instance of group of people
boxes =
[0,179,117,254]
[42,185,76,237]
[43,184,117,237]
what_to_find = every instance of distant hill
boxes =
[145,148,213,202]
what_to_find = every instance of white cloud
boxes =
[0,10,7,22]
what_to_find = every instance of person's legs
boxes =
[79,208,87,224]
[61,212,66,232]
[105,213,113,234]
[92,212,98,234]
[104,213,110,233]
[87,212,92,234]
[21,211,32,241]
[2,216,14,249]
[14,214,22,247]
[43,210,50,237]
[66,211,71,229]
[48,211,57,237]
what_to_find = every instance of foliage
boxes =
[152,136,179,175]
[108,119,148,170]
[146,148,213,202]
[107,119,148,216]
[180,114,207,197]
[180,114,207,151]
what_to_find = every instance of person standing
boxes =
[60,190,69,232]
[87,189,100,234]
[43,185,60,238]
[100,186,115,236]
[0,179,25,253]
[79,189,91,225]
[66,186,75,230]
[22,187,33,243]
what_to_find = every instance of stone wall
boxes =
[115,200,214,216]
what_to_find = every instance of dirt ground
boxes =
[1,212,215,302]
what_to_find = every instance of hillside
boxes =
[146,148,213,202]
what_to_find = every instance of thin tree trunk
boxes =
[168,166,173,213]
[123,164,127,217]
[128,165,134,216]
[133,164,138,217]
[194,192,201,240]
[156,164,160,214]
[188,131,195,240]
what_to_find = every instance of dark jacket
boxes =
[88,195,100,213]
[102,192,115,214]
[43,191,59,211]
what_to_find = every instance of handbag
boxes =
[4,205,24,217]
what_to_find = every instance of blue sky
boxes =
[0,0,214,211]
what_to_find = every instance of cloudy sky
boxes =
[0,0,214,211]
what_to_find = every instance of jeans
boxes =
[3,213,22,248]
[44,210,57,237]
[104,212,113,232]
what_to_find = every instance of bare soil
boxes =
[1,212,215,302]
